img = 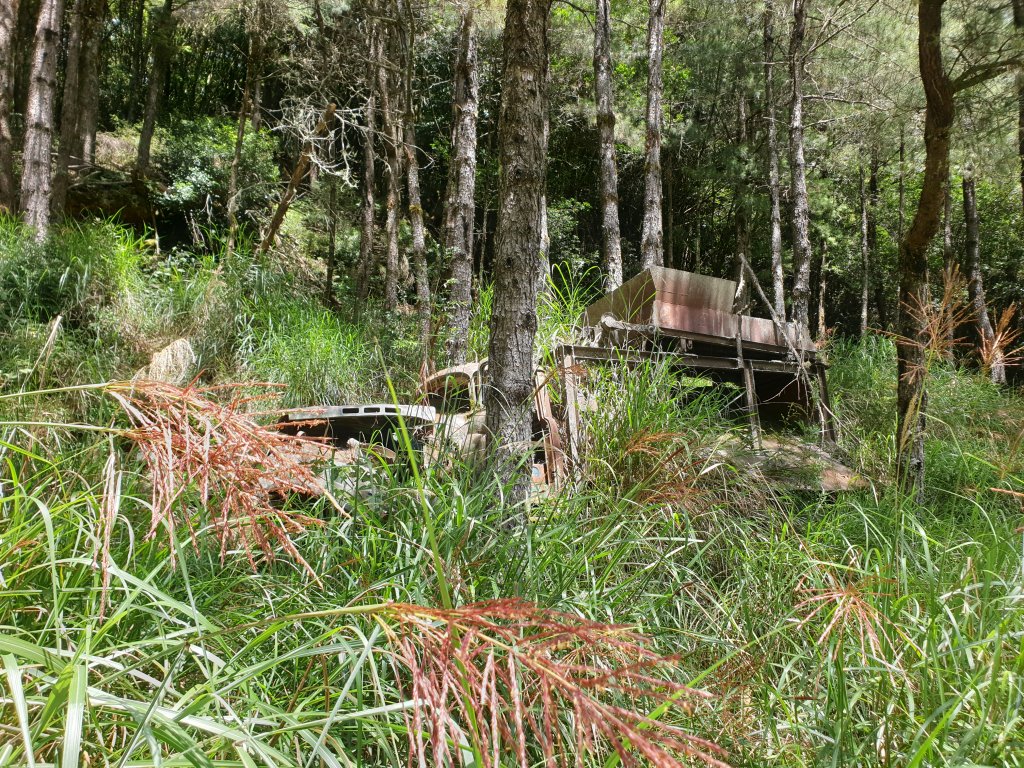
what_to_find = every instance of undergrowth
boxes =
[1,219,1023,767]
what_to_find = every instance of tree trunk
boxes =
[136,0,175,176]
[356,25,379,301]
[227,14,263,257]
[52,0,87,213]
[963,166,1005,384]
[763,0,785,320]
[324,173,337,303]
[788,0,812,346]
[0,0,20,212]
[869,156,886,329]
[258,103,336,255]
[18,0,64,239]
[75,0,104,164]
[860,164,870,337]
[1014,0,1024,215]
[441,3,479,364]
[639,0,665,270]
[817,236,828,338]
[897,0,955,495]
[378,58,401,310]
[942,167,954,276]
[665,150,674,269]
[594,0,622,290]
[485,0,549,506]
[733,92,750,314]
[537,61,551,293]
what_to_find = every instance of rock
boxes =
[136,339,197,387]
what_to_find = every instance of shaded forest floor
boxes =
[1,218,1023,766]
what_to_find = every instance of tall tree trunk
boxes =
[52,0,87,213]
[942,168,954,276]
[135,0,175,176]
[859,164,870,337]
[897,0,955,495]
[764,0,785,319]
[378,59,401,309]
[0,0,20,212]
[485,0,549,506]
[665,150,674,269]
[227,11,264,257]
[1014,0,1024,215]
[537,61,551,292]
[817,236,828,338]
[324,173,337,303]
[357,25,379,301]
[963,166,1005,384]
[733,92,751,313]
[897,126,906,243]
[594,0,622,290]
[75,0,104,164]
[441,3,479,364]
[788,0,812,346]
[869,156,886,329]
[18,0,64,238]
[401,0,430,355]
[639,0,665,270]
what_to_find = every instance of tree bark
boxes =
[485,0,549,506]
[763,0,785,320]
[227,9,264,257]
[135,0,176,176]
[537,61,551,293]
[378,58,401,309]
[817,236,828,338]
[942,167,954,276]
[0,0,20,212]
[733,92,750,313]
[52,0,87,213]
[897,0,955,495]
[356,25,379,301]
[594,0,623,290]
[788,0,812,346]
[324,173,337,303]
[639,0,665,270]
[441,3,479,364]
[860,164,870,337]
[963,165,1005,384]
[18,0,64,239]
[75,0,104,165]
[1013,0,1024,215]
[869,155,886,329]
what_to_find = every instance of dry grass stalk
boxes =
[618,429,710,506]
[385,598,728,768]
[891,268,971,380]
[104,379,326,573]
[979,304,1022,376]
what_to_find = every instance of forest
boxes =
[1,0,1024,765]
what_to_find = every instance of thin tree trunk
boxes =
[400,0,430,354]
[963,165,1004,384]
[594,0,622,290]
[136,0,175,176]
[1014,0,1024,215]
[325,174,337,303]
[378,59,401,309]
[869,156,886,329]
[897,0,955,495]
[788,0,812,346]
[639,0,665,270]
[52,0,87,213]
[442,3,479,364]
[485,0,549,507]
[665,151,674,269]
[0,0,21,212]
[18,0,64,238]
[258,103,336,255]
[227,14,262,257]
[764,0,785,319]
[733,92,750,313]
[942,168,954,275]
[537,61,551,292]
[860,164,870,337]
[817,237,827,338]
[357,25,379,301]
[76,0,104,164]
[897,126,906,243]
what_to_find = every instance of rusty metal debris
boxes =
[282,267,854,497]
